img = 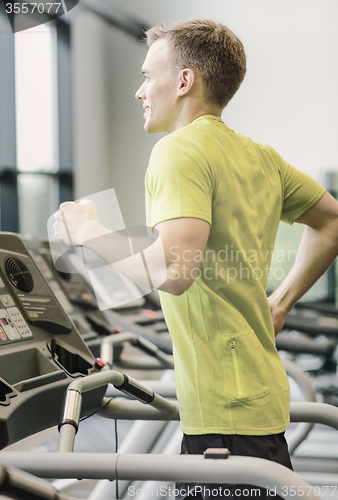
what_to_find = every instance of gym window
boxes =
[15,23,60,237]
[0,7,73,237]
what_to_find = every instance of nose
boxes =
[135,82,145,101]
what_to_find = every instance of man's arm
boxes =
[54,201,210,295]
[108,217,210,295]
[268,191,338,335]
[152,217,210,295]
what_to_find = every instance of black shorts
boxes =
[175,432,293,500]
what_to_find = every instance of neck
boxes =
[168,99,223,133]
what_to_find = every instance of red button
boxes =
[95,358,106,368]
[0,327,6,341]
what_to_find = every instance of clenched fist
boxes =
[54,199,100,247]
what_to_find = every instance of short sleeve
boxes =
[146,134,214,228]
[279,160,326,225]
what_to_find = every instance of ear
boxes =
[177,68,196,96]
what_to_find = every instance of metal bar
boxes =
[133,423,182,500]
[0,9,19,233]
[59,390,82,432]
[101,332,174,368]
[67,370,178,415]
[88,369,178,500]
[67,369,124,393]
[282,358,316,454]
[292,457,338,474]
[57,371,125,451]
[58,423,77,453]
[105,381,176,399]
[58,371,178,451]
[0,168,19,232]
[0,170,73,177]
[0,452,319,500]
[115,354,171,370]
[101,332,138,365]
[88,420,170,500]
[56,20,74,204]
[290,402,338,430]
[0,464,80,500]
[98,399,338,429]
[57,20,73,174]
[0,7,16,170]
[98,397,179,421]
[151,392,178,415]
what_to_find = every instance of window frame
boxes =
[0,7,73,234]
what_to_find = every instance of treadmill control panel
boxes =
[0,232,106,449]
[0,239,72,338]
[0,307,33,341]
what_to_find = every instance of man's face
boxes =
[135,39,180,133]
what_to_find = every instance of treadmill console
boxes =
[0,232,107,449]
[23,237,123,359]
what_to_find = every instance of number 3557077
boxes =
[5,3,62,14]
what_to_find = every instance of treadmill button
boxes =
[0,295,15,307]
[0,327,6,341]
[7,307,33,338]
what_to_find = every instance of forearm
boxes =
[54,202,209,296]
[269,223,338,313]
[83,224,208,295]
[82,228,169,292]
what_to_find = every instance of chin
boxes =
[144,122,157,134]
[145,121,167,134]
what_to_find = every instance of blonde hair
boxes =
[145,19,246,108]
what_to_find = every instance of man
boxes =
[54,19,338,498]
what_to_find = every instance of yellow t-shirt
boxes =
[145,115,326,435]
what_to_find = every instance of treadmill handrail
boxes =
[58,370,179,451]
[290,401,338,430]
[98,397,338,432]
[100,331,174,369]
[0,464,77,500]
[282,358,316,454]
[0,452,320,500]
